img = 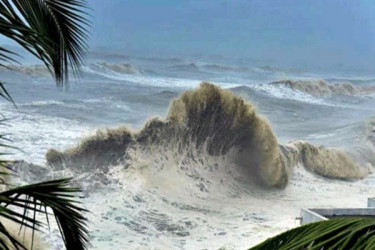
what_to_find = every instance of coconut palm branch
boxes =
[0,178,89,250]
[0,0,89,88]
[250,217,375,250]
[0,0,90,249]
[0,132,89,249]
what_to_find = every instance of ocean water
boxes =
[1,52,375,249]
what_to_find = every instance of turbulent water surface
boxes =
[2,53,375,249]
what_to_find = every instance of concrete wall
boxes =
[300,208,327,225]
[368,198,375,207]
[311,208,375,217]
[300,208,375,225]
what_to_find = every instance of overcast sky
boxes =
[2,0,375,69]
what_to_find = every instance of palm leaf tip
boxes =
[250,217,375,250]
[0,0,90,89]
[0,178,90,250]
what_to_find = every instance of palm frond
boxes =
[0,81,15,105]
[0,46,19,68]
[0,178,89,250]
[0,220,27,250]
[0,0,89,88]
[250,217,375,250]
[0,118,17,187]
[0,1,90,249]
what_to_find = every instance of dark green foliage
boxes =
[250,217,375,250]
[0,120,89,250]
[0,0,90,249]
[0,178,89,250]
[0,0,89,88]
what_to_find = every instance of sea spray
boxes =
[46,83,370,189]
[282,141,367,179]
[166,83,288,187]
[47,83,288,187]
[348,118,375,170]
[46,127,134,171]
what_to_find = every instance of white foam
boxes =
[0,108,92,164]
[251,83,338,106]
[83,65,240,89]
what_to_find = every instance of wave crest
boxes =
[96,62,138,74]
[46,127,134,171]
[271,79,375,97]
[47,83,288,187]
[2,64,50,76]
[202,64,251,73]
[168,63,200,72]
[167,83,287,186]
[46,83,369,189]
[282,141,367,179]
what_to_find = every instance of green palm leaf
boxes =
[250,217,375,250]
[0,220,27,250]
[0,81,15,104]
[0,178,89,250]
[0,118,16,187]
[0,1,90,249]
[0,0,89,88]
[0,118,89,249]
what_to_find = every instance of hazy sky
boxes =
[88,0,375,69]
[2,0,375,69]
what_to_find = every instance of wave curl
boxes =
[46,83,370,189]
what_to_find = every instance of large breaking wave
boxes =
[45,83,371,190]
